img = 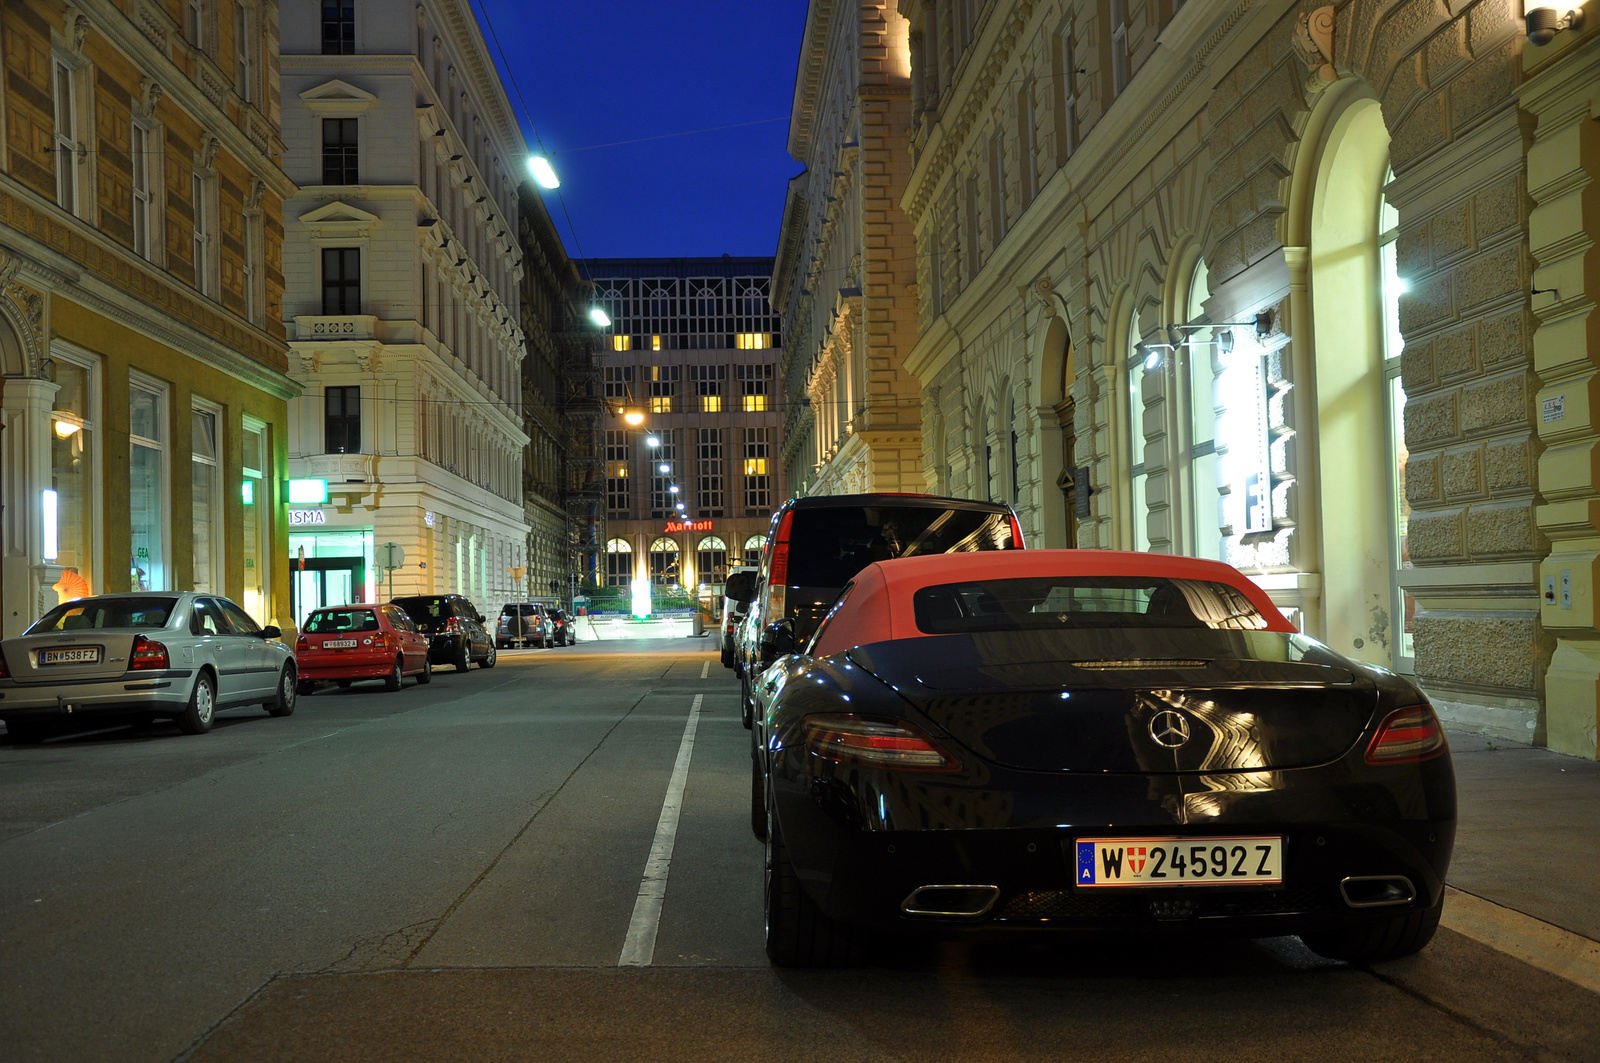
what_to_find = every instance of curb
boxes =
[1441,886,1600,995]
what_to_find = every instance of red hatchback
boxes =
[296,604,432,694]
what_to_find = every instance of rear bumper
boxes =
[299,655,394,681]
[0,670,196,717]
[425,635,465,661]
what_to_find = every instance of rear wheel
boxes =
[455,643,471,672]
[750,755,766,842]
[416,657,432,684]
[296,680,315,697]
[1300,903,1442,963]
[384,656,404,691]
[479,643,497,668]
[176,673,216,735]
[740,677,754,730]
[764,796,864,968]
[265,665,297,717]
[3,719,52,744]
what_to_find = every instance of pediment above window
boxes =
[299,79,378,117]
[299,201,380,237]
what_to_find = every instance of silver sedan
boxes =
[0,593,298,742]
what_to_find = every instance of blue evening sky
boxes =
[475,0,810,261]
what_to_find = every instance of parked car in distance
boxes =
[496,602,552,648]
[751,549,1456,968]
[296,604,431,693]
[547,606,577,646]
[391,594,496,671]
[728,493,1025,728]
[722,566,758,669]
[0,593,296,742]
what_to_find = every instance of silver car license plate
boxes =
[39,646,102,665]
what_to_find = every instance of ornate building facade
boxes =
[1,0,296,635]
[773,0,924,499]
[279,0,531,623]
[589,258,784,595]
[892,0,1600,758]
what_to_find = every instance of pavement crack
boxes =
[395,688,657,968]
[1364,965,1546,1062]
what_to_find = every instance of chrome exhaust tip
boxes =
[900,885,1001,918]
[1339,875,1416,908]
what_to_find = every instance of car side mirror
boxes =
[476,613,486,624]
[724,571,757,604]
[758,618,796,669]
[261,625,282,639]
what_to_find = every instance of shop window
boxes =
[325,385,361,454]
[191,405,222,593]
[741,534,768,566]
[129,382,167,591]
[697,536,728,586]
[241,419,268,618]
[649,537,680,586]
[47,354,98,602]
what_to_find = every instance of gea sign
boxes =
[664,520,712,533]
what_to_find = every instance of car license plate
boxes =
[1074,836,1283,887]
[39,646,101,665]
[321,639,358,649]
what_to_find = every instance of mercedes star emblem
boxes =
[1149,710,1192,748]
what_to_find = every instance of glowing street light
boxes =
[658,463,670,473]
[668,484,680,494]
[589,306,612,328]
[528,155,560,189]
[646,435,661,448]
[623,409,645,426]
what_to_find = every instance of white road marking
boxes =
[700,660,710,679]
[1441,886,1600,995]
[618,694,702,967]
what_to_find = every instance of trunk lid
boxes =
[2,632,139,682]
[847,629,1378,774]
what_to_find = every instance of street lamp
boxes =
[623,408,645,426]
[658,462,670,473]
[646,435,661,448]
[589,306,611,328]
[528,155,560,189]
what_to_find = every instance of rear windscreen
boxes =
[786,506,1015,589]
[29,598,177,633]
[305,609,380,633]
[395,597,448,621]
[912,576,1269,634]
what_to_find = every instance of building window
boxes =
[1017,81,1038,206]
[1184,259,1223,561]
[649,537,681,586]
[605,538,632,587]
[649,430,677,516]
[611,335,632,352]
[647,365,678,414]
[743,427,771,512]
[1127,317,1150,552]
[606,430,630,514]
[129,382,167,592]
[191,405,222,593]
[989,130,1008,242]
[131,121,154,259]
[234,4,255,101]
[737,363,771,412]
[735,333,769,349]
[741,533,767,565]
[186,0,207,49]
[603,365,634,400]
[1110,0,1129,96]
[1054,22,1079,164]
[697,536,728,586]
[192,171,215,296]
[697,428,724,514]
[52,58,80,213]
[47,353,98,602]
[691,364,725,413]
[651,335,662,351]
[241,419,268,618]
[243,211,262,324]
[322,0,355,54]
[322,118,359,185]
[1381,175,1413,666]
[964,174,983,277]
[325,385,361,454]
[322,247,361,314]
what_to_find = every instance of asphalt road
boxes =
[2,637,1597,1063]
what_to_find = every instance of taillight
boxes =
[802,714,960,772]
[768,510,794,586]
[296,635,309,652]
[1008,512,1026,549]
[1365,703,1447,764]
[445,617,462,634]
[372,633,389,651]
[129,635,170,671]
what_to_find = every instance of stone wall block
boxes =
[1433,324,1476,379]
[1474,175,1521,239]
[1390,94,1448,168]
[1441,445,1484,499]
[1382,53,1426,121]
[1406,390,1459,445]
[1424,18,1472,85]
[1414,613,1538,691]
[1484,435,1533,493]
[1408,507,1465,560]
[1464,498,1541,557]
[1403,337,1437,390]
[1446,39,1517,135]
[1468,0,1519,53]
[1430,201,1471,261]
[1397,225,1431,276]
[1478,307,1529,368]
[1241,213,1282,269]
[1399,271,1452,334]
[1371,0,1442,71]
[1406,451,1442,504]
[1455,244,1523,312]
[1460,371,1529,435]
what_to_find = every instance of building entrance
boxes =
[290,557,368,628]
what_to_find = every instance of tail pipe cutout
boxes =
[1340,875,1416,908]
[901,885,1001,918]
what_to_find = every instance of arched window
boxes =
[1185,259,1224,561]
[1380,170,1413,665]
[649,536,680,586]
[697,536,728,585]
[742,533,768,564]
[1008,396,1020,505]
[605,538,632,587]
[1126,314,1150,551]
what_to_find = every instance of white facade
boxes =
[278,0,529,624]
